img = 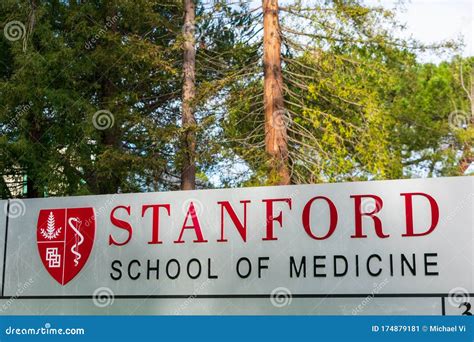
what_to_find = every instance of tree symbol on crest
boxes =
[40,211,62,240]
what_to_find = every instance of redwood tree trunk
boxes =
[181,0,197,190]
[263,0,290,185]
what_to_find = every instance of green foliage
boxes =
[0,0,471,198]
[389,57,473,176]
[220,0,472,185]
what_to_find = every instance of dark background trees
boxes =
[0,0,472,198]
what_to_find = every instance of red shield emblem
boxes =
[37,207,95,285]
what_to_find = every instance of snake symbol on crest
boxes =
[68,217,84,267]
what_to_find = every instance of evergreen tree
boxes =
[0,0,183,196]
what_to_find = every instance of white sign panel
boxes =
[1,177,473,315]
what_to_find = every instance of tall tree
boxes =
[220,0,460,185]
[180,0,197,190]
[0,0,183,197]
[263,0,290,185]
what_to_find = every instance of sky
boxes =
[367,0,473,62]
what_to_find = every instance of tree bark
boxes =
[263,0,290,185]
[181,0,197,190]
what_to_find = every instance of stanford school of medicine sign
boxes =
[1,177,473,307]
